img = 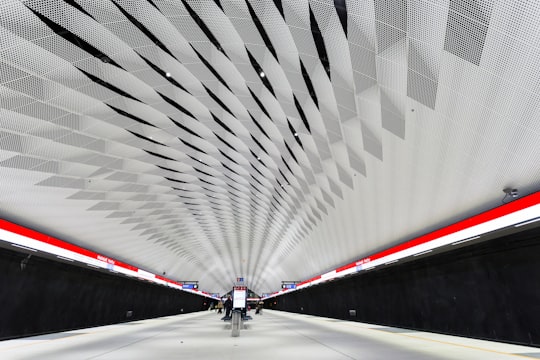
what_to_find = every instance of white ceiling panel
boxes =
[1,0,540,296]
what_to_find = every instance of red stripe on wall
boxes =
[336,262,356,273]
[0,219,138,272]
[303,191,540,287]
[369,191,540,263]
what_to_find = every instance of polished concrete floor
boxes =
[1,309,539,359]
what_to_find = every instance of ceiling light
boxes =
[165,72,171,77]
[514,217,540,227]
[257,156,261,160]
[413,249,432,257]
[259,71,265,78]
[57,255,74,262]
[451,236,480,246]
[11,244,37,252]
[294,132,298,137]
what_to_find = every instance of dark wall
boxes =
[270,226,540,346]
[0,247,207,340]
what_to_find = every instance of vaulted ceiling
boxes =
[1,0,539,295]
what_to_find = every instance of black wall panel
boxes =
[0,247,206,340]
[270,226,540,346]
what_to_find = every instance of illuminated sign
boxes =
[282,283,296,289]
[233,286,247,308]
[182,283,198,290]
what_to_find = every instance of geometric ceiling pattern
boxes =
[1,0,540,295]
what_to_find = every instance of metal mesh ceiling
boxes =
[1,0,539,295]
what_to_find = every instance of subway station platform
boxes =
[1,310,539,360]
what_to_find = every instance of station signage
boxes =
[233,286,247,308]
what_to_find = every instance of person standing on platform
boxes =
[256,300,263,315]
[223,294,233,319]
[216,300,224,314]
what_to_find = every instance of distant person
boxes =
[223,295,233,319]
[255,300,263,315]
[216,300,224,314]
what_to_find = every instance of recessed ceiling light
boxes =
[259,71,265,78]
[294,132,298,136]
[515,217,540,227]
[165,72,171,77]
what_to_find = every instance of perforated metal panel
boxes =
[1,0,540,295]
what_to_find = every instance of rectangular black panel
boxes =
[271,226,540,346]
[0,248,205,339]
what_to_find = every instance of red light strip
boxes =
[0,219,216,298]
[265,191,540,298]
[360,191,540,266]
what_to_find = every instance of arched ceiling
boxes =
[1,0,539,295]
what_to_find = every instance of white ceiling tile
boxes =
[1,0,539,296]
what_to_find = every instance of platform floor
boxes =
[1,310,539,359]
